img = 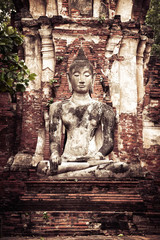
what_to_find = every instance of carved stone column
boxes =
[35,25,55,161]
[46,0,58,17]
[119,37,139,114]
[19,23,42,154]
[136,36,147,102]
[106,35,123,118]
[118,36,140,162]
[115,0,133,22]
[22,25,42,91]
[39,25,55,101]
[29,0,45,19]
[93,0,101,18]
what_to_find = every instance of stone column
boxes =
[136,36,147,103]
[93,0,101,18]
[39,25,55,101]
[144,40,153,70]
[19,24,42,153]
[119,37,139,114]
[115,0,133,22]
[46,0,58,17]
[36,25,55,161]
[57,0,63,15]
[106,35,122,118]
[29,0,45,19]
[22,25,42,91]
[118,36,140,162]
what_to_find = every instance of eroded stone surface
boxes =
[5,152,32,171]
[36,159,146,180]
[50,99,115,161]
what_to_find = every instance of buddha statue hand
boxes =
[92,152,105,160]
[31,153,43,167]
[50,153,61,174]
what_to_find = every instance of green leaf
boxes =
[28,73,36,81]
[0,21,36,96]
[24,79,29,86]
[9,65,18,71]
[14,55,19,62]
[24,69,30,75]
[7,26,14,35]
[0,71,5,81]
[16,83,26,92]
[50,79,58,84]
[7,71,13,79]
[118,233,124,237]
[6,78,13,87]
[17,72,23,81]
[0,42,6,46]
[145,0,160,56]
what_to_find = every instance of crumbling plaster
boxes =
[143,100,160,149]
[115,0,133,22]
[22,27,42,91]
[28,0,136,20]
[106,34,152,117]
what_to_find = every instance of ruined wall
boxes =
[0,0,159,174]
[142,56,160,174]
[0,94,16,168]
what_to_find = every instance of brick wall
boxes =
[142,56,160,174]
[19,90,43,154]
[0,93,16,168]
[52,33,110,103]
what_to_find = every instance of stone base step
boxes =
[1,179,160,236]
[2,210,160,236]
[14,180,145,212]
[17,192,144,212]
[24,180,143,193]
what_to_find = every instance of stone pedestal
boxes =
[0,170,160,237]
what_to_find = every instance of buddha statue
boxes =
[42,48,131,178]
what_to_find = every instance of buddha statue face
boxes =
[69,62,94,94]
[68,49,95,94]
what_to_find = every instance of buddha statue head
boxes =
[67,48,95,94]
